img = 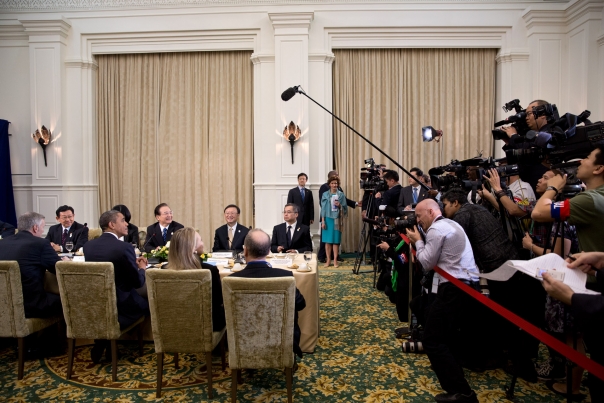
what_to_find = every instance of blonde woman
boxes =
[167,227,225,331]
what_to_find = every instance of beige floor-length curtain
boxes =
[97,51,253,246]
[333,48,497,252]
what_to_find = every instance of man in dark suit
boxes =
[45,205,89,253]
[271,204,313,253]
[144,203,184,252]
[0,212,62,318]
[287,173,314,227]
[230,228,306,360]
[212,204,250,253]
[397,167,430,214]
[376,170,403,216]
[318,170,361,262]
[84,209,149,362]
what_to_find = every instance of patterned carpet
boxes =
[0,264,589,402]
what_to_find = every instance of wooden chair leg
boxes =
[220,334,226,371]
[137,323,144,356]
[231,369,238,403]
[17,337,24,380]
[206,351,213,399]
[156,352,163,398]
[66,338,75,380]
[111,340,118,382]
[286,367,293,403]
[174,352,179,369]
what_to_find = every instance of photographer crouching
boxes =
[406,198,480,403]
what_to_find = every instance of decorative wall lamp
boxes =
[32,125,51,166]
[283,121,301,164]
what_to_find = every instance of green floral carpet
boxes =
[0,269,588,402]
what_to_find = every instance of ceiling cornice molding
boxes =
[495,48,530,64]
[523,0,604,36]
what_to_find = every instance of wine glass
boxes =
[65,241,74,255]
[304,251,312,262]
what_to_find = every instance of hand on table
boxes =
[50,242,62,252]
[136,256,148,269]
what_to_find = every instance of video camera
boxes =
[360,158,388,191]
[428,159,484,193]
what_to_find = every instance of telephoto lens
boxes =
[401,341,424,353]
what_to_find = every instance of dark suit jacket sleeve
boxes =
[572,294,604,329]
[308,191,315,221]
[124,245,146,289]
[45,226,56,243]
[212,228,221,252]
[319,184,328,201]
[41,241,61,274]
[298,226,313,253]
[270,226,280,253]
[74,226,89,251]
[287,188,295,204]
[144,225,155,252]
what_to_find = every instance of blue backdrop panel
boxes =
[0,119,17,226]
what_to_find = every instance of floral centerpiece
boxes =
[200,252,212,262]
[144,241,170,262]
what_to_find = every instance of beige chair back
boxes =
[0,261,29,338]
[55,261,121,340]
[146,268,214,353]
[222,276,295,370]
[137,231,147,249]
[88,228,103,240]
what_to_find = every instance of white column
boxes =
[253,12,314,233]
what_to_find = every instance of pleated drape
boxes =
[333,48,497,252]
[96,51,253,247]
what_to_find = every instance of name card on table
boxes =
[212,252,233,258]
[206,258,229,266]
[73,256,85,262]
[271,259,292,266]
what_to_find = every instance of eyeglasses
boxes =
[160,211,173,216]
[283,210,296,214]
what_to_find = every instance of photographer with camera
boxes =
[405,198,480,403]
[501,99,557,192]
[480,166,536,219]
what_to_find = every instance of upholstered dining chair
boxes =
[0,261,62,380]
[137,231,147,250]
[222,276,296,403]
[87,228,103,240]
[146,268,226,399]
[55,261,144,382]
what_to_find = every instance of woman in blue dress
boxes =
[320,175,348,267]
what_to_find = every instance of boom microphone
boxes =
[281,86,299,101]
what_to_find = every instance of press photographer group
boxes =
[356,99,604,403]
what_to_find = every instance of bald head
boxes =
[243,228,271,261]
[415,198,442,231]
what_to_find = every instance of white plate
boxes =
[296,267,312,272]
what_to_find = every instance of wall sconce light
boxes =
[283,121,301,164]
[32,125,51,166]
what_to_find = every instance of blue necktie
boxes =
[413,188,418,204]
[162,228,167,243]
[300,188,305,203]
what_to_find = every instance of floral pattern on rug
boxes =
[0,270,588,402]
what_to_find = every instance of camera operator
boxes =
[406,198,480,403]
[542,251,604,402]
[480,167,536,219]
[501,99,556,191]
[531,143,604,252]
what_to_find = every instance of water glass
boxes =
[65,241,74,254]
[304,251,312,262]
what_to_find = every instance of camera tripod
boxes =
[353,191,379,285]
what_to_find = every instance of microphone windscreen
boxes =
[281,87,297,101]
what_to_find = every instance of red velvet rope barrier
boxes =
[400,232,604,382]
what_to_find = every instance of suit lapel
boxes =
[232,226,243,247]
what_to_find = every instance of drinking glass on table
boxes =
[65,241,74,254]
[304,251,312,262]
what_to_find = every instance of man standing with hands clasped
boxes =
[405,199,480,403]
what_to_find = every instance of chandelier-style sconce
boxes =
[32,125,51,166]
[283,121,301,164]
